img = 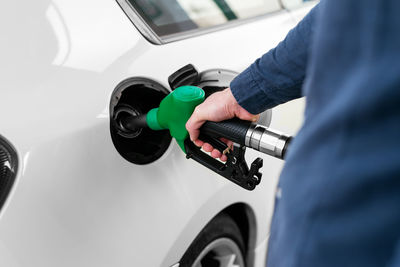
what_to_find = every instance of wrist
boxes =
[224,87,249,116]
[224,87,240,108]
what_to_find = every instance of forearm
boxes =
[230,4,319,114]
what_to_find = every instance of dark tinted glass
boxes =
[129,0,282,36]
[281,0,315,9]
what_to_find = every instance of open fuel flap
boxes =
[110,78,171,165]
[109,64,272,165]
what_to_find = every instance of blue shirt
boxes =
[230,1,400,266]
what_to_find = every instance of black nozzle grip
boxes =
[200,118,252,145]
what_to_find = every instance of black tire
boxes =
[180,213,246,267]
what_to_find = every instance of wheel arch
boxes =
[222,202,258,267]
[160,186,262,267]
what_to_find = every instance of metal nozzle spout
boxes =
[114,105,148,138]
[119,113,147,132]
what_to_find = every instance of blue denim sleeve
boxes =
[387,240,400,267]
[230,5,318,114]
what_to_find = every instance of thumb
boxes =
[235,107,259,122]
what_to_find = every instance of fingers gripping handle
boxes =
[201,118,251,145]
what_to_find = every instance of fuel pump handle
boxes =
[201,118,292,160]
[201,119,251,145]
[184,118,292,190]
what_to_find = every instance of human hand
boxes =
[186,88,258,161]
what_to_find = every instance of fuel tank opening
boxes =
[114,104,144,138]
[110,78,172,165]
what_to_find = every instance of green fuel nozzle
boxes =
[146,85,205,152]
[116,85,292,191]
[117,85,205,152]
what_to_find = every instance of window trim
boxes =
[117,0,163,44]
[279,0,318,11]
[116,0,287,45]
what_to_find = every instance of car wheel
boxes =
[180,213,246,267]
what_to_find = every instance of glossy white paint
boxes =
[0,1,311,266]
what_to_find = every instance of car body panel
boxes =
[0,0,312,266]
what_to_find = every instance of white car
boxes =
[0,1,314,266]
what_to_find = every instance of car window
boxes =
[127,0,282,37]
[280,0,316,10]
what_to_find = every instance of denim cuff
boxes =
[230,66,278,114]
